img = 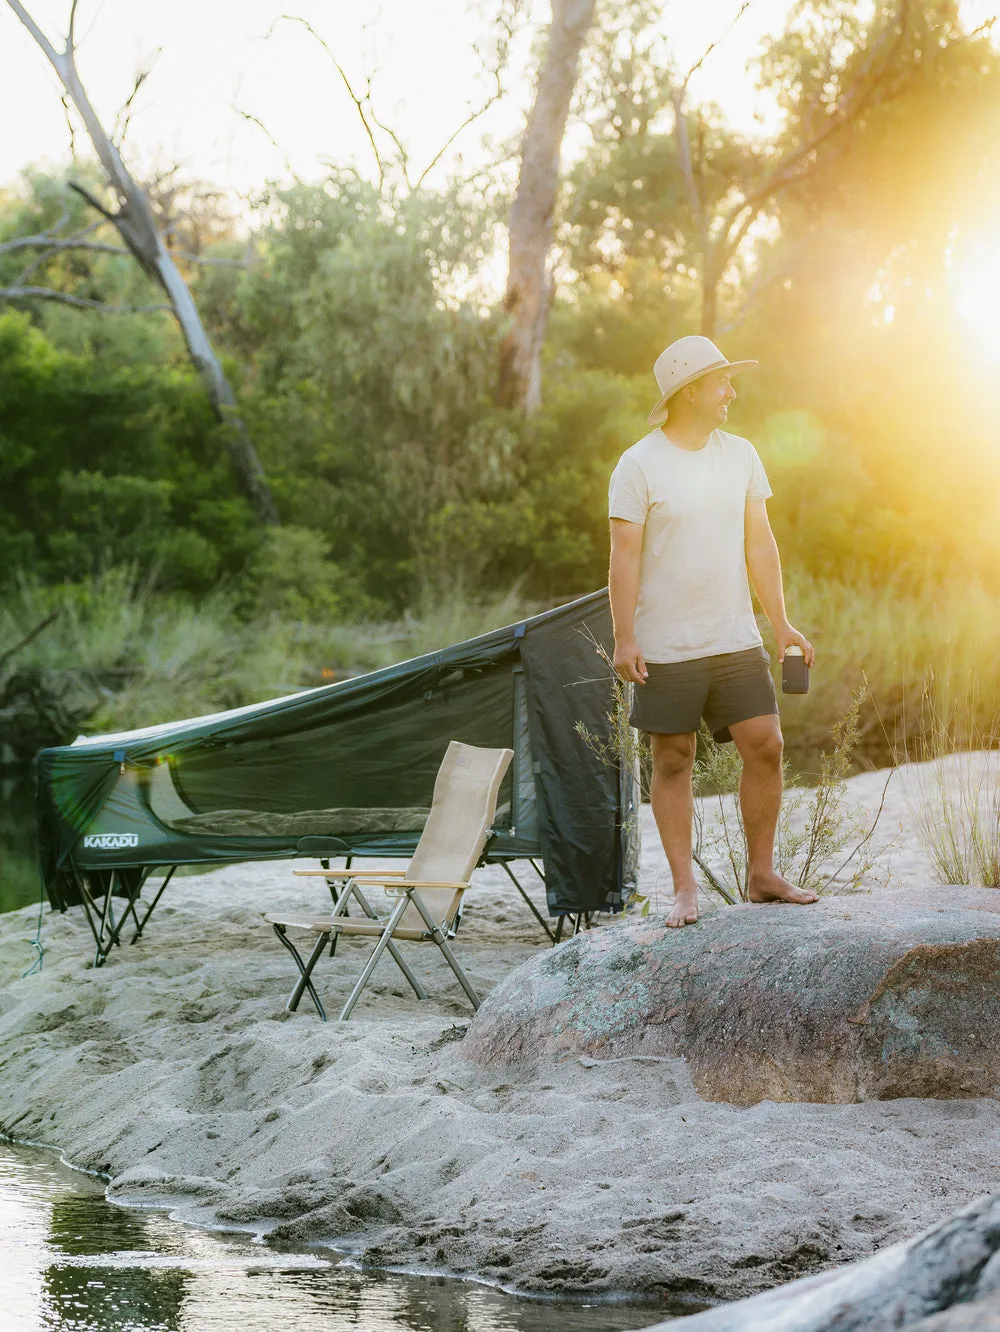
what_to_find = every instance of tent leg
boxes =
[554,914,566,943]
[94,872,116,967]
[72,869,106,962]
[111,869,149,946]
[130,866,176,944]
[338,897,410,1021]
[499,861,555,943]
[272,924,329,1021]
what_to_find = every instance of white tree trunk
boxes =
[498,0,597,413]
[6,0,279,525]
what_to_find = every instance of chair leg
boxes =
[338,897,410,1021]
[406,890,482,1011]
[272,923,329,1021]
[350,885,427,1000]
[433,933,481,1010]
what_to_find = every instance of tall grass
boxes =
[896,667,1000,887]
[0,568,530,742]
[777,571,1000,777]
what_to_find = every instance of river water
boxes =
[0,1140,680,1331]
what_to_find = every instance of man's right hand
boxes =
[613,639,648,684]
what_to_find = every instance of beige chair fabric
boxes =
[266,740,513,1021]
[396,740,513,932]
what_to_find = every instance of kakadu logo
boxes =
[83,833,140,850]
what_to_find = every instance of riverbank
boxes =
[1,763,1000,1313]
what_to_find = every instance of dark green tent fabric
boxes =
[36,590,639,918]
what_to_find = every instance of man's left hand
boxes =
[775,623,815,667]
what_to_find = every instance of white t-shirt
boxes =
[608,428,772,664]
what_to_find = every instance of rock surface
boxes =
[462,898,1000,1104]
[640,1193,1000,1331]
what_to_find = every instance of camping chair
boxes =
[265,741,513,1021]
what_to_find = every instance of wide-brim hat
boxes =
[648,335,758,426]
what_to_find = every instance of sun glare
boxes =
[952,239,1000,364]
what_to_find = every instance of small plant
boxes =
[900,666,1000,887]
[695,683,893,900]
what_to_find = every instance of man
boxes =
[608,335,817,928]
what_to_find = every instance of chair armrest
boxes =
[292,868,407,878]
[382,879,470,894]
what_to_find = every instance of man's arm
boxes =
[609,517,648,682]
[744,499,815,665]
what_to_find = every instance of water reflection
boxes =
[0,1142,677,1331]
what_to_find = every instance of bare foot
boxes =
[666,885,699,928]
[748,870,818,906]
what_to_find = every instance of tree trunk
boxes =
[6,1,279,526]
[497,0,597,413]
[700,271,718,340]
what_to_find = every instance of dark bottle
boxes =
[781,645,809,694]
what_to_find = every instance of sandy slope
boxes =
[1,759,999,1312]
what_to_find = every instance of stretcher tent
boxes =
[36,591,640,955]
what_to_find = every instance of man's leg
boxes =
[649,732,700,927]
[728,714,818,905]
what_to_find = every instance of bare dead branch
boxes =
[112,59,156,146]
[0,285,169,312]
[176,251,256,269]
[233,105,301,181]
[367,103,411,188]
[67,178,118,223]
[5,0,64,68]
[60,91,77,159]
[67,0,79,52]
[414,83,503,191]
[273,13,385,191]
[5,0,280,524]
[680,0,754,96]
[0,231,129,258]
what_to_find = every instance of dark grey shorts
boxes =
[630,645,778,743]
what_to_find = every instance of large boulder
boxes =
[461,897,1000,1104]
[637,1193,1000,1331]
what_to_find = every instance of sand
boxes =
[1,757,1000,1316]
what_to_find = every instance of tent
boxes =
[36,591,640,961]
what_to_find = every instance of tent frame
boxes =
[76,854,555,968]
[38,591,639,958]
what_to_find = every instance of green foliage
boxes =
[1,0,999,706]
[0,310,258,594]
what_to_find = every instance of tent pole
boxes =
[130,866,176,944]
[499,861,555,943]
[71,867,104,959]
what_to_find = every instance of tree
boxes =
[2,0,279,525]
[498,0,598,412]
[673,0,914,337]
